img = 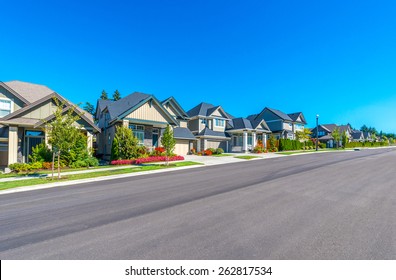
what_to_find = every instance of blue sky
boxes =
[1,0,396,132]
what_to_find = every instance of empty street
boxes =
[0,148,395,259]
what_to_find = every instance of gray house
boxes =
[248,107,306,140]
[187,102,231,152]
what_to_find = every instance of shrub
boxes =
[29,161,43,170]
[9,163,32,173]
[319,143,326,149]
[29,143,52,163]
[70,160,88,168]
[85,157,99,167]
[204,149,213,156]
[214,148,224,154]
[190,148,196,154]
[42,162,53,169]
[134,155,184,164]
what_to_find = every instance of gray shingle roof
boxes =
[173,127,196,140]
[266,107,293,121]
[4,80,54,103]
[187,102,215,117]
[161,96,189,119]
[105,92,151,121]
[288,112,307,124]
[351,130,363,140]
[229,117,253,130]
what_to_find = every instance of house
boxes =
[0,80,99,167]
[247,107,306,140]
[227,117,271,152]
[187,102,271,153]
[187,102,232,152]
[311,124,352,148]
[96,92,195,159]
[351,130,365,142]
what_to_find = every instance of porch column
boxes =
[252,131,256,148]
[203,139,207,151]
[8,126,18,165]
[243,131,248,153]
[197,139,201,152]
[87,131,93,155]
[264,133,268,148]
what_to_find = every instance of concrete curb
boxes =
[0,164,205,196]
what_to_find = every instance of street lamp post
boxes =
[316,114,319,151]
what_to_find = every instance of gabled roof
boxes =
[105,92,151,121]
[2,80,54,104]
[1,92,100,133]
[288,112,307,124]
[96,99,113,118]
[322,124,337,132]
[173,127,196,140]
[246,114,258,121]
[351,130,364,140]
[262,107,293,121]
[227,117,271,133]
[161,96,189,119]
[187,102,230,119]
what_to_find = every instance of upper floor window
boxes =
[215,118,225,127]
[0,99,12,117]
[318,131,325,136]
[201,119,207,124]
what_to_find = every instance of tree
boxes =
[296,128,312,149]
[83,102,95,116]
[46,98,82,179]
[111,125,138,160]
[161,125,176,165]
[332,127,341,148]
[341,131,348,148]
[113,89,121,101]
[361,125,368,132]
[100,90,108,100]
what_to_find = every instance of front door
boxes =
[25,130,45,162]
[152,128,159,147]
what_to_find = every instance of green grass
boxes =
[234,155,260,160]
[0,161,201,191]
[212,153,233,157]
[0,165,117,178]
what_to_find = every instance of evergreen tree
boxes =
[111,125,138,160]
[100,90,108,100]
[83,102,95,116]
[161,125,176,165]
[113,89,121,101]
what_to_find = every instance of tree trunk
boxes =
[52,152,55,180]
[57,152,61,179]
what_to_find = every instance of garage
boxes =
[174,139,190,155]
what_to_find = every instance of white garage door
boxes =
[174,140,190,155]
[206,140,227,150]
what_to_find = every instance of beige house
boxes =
[96,92,195,160]
[0,81,100,167]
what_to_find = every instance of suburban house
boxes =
[311,124,352,148]
[187,102,272,153]
[187,102,232,152]
[247,107,306,140]
[95,92,195,159]
[351,130,365,142]
[226,117,271,152]
[0,80,100,166]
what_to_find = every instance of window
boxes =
[201,119,207,124]
[129,124,145,145]
[215,118,225,127]
[318,131,325,136]
[248,135,253,145]
[25,130,44,137]
[0,99,12,117]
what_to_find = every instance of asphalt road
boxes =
[0,149,395,259]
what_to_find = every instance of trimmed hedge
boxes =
[279,139,302,151]
[345,141,389,148]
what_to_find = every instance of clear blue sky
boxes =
[2,0,396,132]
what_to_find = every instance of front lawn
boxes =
[212,153,233,157]
[234,155,260,160]
[0,161,201,191]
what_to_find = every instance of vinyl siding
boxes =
[125,102,169,123]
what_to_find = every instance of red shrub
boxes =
[110,159,134,165]
[203,149,213,156]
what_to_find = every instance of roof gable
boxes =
[162,96,189,119]
[2,80,54,104]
